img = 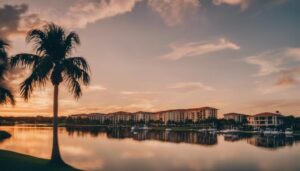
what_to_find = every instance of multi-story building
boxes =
[223,113,248,123]
[68,106,218,125]
[133,111,153,123]
[88,113,108,123]
[69,114,89,119]
[158,107,218,124]
[247,112,284,128]
[108,111,133,124]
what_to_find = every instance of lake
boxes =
[0,126,300,171]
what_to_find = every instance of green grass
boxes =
[0,149,80,171]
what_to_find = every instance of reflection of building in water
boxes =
[224,133,253,142]
[66,126,107,137]
[108,130,217,146]
[107,128,132,139]
[247,135,294,149]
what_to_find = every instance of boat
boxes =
[197,129,207,132]
[222,128,239,133]
[139,125,150,130]
[285,128,293,135]
[263,128,272,134]
[207,128,217,134]
[131,126,137,131]
[270,129,280,135]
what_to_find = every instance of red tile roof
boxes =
[253,112,283,117]
[223,113,249,116]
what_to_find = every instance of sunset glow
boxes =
[0,0,299,116]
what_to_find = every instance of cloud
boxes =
[244,53,282,76]
[212,0,288,11]
[248,99,300,113]
[86,85,107,91]
[120,91,155,95]
[0,4,45,40]
[285,47,300,61]
[212,0,250,10]
[169,82,215,92]
[61,0,139,29]
[276,68,300,86]
[161,38,240,60]
[245,47,300,77]
[148,0,199,26]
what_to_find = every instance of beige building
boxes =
[133,111,154,123]
[69,114,89,119]
[158,107,218,124]
[69,106,218,124]
[247,112,284,128]
[108,111,133,124]
[223,113,248,123]
[88,113,108,123]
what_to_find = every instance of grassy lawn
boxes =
[0,149,80,171]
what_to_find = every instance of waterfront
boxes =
[0,126,300,171]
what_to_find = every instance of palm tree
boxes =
[0,39,15,105]
[10,23,90,164]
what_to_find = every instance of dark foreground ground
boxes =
[0,149,80,171]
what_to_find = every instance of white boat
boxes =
[222,128,239,133]
[197,129,207,132]
[270,130,279,135]
[263,128,272,134]
[207,128,217,134]
[140,125,150,130]
[165,128,172,131]
[285,128,293,135]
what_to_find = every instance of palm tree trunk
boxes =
[50,84,63,164]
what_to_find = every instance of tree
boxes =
[0,39,15,105]
[10,23,90,164]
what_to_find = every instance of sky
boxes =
[0,0,299,117]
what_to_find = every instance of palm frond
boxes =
[65,57,90,72]
[65,75,82,99]
[64,32,80,56]
[10,53,41,68]
[62,58,90,86]
[0,86,15,105]
[20,56,53,100]
[26,29,47,56]
[0,39,9,80]
[0,39,9,50]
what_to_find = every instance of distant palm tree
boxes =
[10,23,90,164]
[0,39,15,105]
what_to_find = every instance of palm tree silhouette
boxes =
[0,39,15,105]
[10,23,90,164]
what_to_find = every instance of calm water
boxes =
[1,126,300,171]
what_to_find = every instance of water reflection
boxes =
[223,133,300,149]
[66,127,218,146]
[1,126,300,171]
